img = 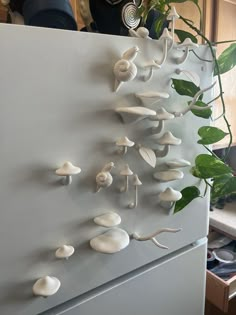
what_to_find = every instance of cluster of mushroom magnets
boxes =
[32,6,216,298]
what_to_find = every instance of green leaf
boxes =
[214,43,236,75]
[191,154,232,179]
[198,126,228,144]
[174,186,201,213]
[154,14,166,38]
[190,100,212,118]
[175,29,198,43]
[172,79,203,99]
[211,174,236,200]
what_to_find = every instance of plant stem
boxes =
[190,49,213,62]
[179,15,233,161]
[212,40,236,45]
[203,145,220,159]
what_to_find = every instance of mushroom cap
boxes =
[32,276,61,297]
[133,174,142,186]
[167,6,180,20]
[166,159,191,169]
[153,170,184,182]
[153,107,175,121]
[55,245,75,259]
[136,27,150,38]
[159,187,182,202]
[90,228,130,254]
[94,212,121,228]
[160,28,173,42]
[136,91,169,100]
[120,164,133,176]
[156,131,182,145]
[116,106,156,117]
[116,136,135,147]
[178,38,199,49]
[55,161,81,176]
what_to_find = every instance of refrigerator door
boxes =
[41,239,207,315]
[0,25,212,314]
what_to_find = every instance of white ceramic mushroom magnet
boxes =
[94,212,121,228]
[155,131,182,157]
[150,107,175,134]
[32,276,61,297]
[143,61,161,82]
[113,46,139,92]
[132,227,182,249]
[90,228,130,254]
[159,187,182,209]
[116,136,135,155]
[55,161,81,185]
[174,82,216,117]
[176,38,199,65]
[120,164,133,193]
[115,106,156,124]
[166,159,191,169]
[167,6,179,39]
[129,27,151,39]
[153,169,184,182]
[155,28,173,67]
[95,162,115,193]
[129,174,142,209]
[135,91,169,108]
[55,245,75,260]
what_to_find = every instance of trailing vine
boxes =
[139,0,236,211]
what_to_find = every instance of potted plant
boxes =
[138,0,236,212]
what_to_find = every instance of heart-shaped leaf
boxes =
[139,146,156,168]
[198,126,228,144]
[214,43,236,75]
[172,79,202,99]
[189,100,212,119]
[174,186,201,213]
[191,154,232,179]
[211,174,236,200]
[175,29,198,44]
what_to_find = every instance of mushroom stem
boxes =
[177,47,190,64]
[122,146,128,155]
[62,175,72,185]
[152,120,164,134]
[159,200,174,209]
[114,79,122,92]
[155,145,170,157]
[129,185,138,209]
[120,176,129,193]
[156,40,168,67]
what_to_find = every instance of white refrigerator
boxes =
[0,24,213,315]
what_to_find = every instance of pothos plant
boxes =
[139,0,236,213]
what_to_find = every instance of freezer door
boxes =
[0,25,212,314]
[41,240,207,315]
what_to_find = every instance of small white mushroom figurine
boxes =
[96,162,115,193]
[135,91,169,108]
[153,169,184,182]
[94,212,121,228]
[129,174,142,209]
[32,276,61,297]
[120,164,133,193]
[115,106,156,124]
[113,46,139,92]
[167,6,179,39]
[166,159,191,169]
[150,107,175,134]
[156,28,173,67]
[159,187,182,209]
[155,131,182,157]
[55,161,81,185]
[129,27,151,39]
[176,38,199,65]
[55,245,75,260]
[116,136,135,155]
